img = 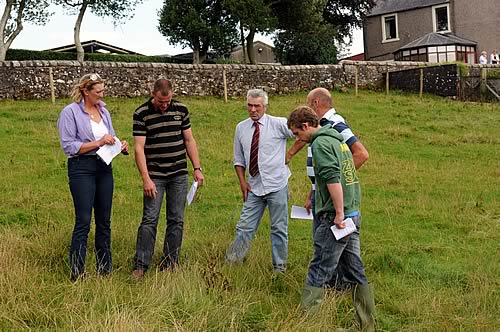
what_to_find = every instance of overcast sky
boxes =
[9,0,364,57]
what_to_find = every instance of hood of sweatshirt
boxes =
[310,125,344,144]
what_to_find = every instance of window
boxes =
[433,4,451,32]
[382,14,399,42]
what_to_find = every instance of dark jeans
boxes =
[311,192,351,290]
[68,155,113,279]
[306,213,368,288]
[134,174,188,271]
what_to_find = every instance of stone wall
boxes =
[389,64,459,97]
[0,60,431,100]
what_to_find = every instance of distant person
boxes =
[288,106,375,331]
[226,89,299,273]
[490,49,499,64]
[305,87,369,290]
[57,73,129,281]
[132,79,204,280]
[479,50,488,64]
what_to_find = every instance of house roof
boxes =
[340,53,365,61]
[396,32,477,52]
[45,40,143,55]
[368,0,448,17]
[231,40,274,53]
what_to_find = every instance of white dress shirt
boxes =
[233,114,294,196]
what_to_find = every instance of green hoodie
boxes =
[311,125,361,216]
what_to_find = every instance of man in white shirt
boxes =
[226,89,296,273]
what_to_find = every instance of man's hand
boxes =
[333,212,346,229]
[304,190,313,214]
[304,198,312,214]
[239,181,251,202]
[143,178,157,199]
[194,169,204,186]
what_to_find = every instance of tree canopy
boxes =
[53,0,143,62]
[0,0,51,61]
[224,0,277,64]
[158,0,238,64]
[157,0,375,64]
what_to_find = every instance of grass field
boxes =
[0,91,499,331]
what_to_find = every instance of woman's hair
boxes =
[70,73,104,102]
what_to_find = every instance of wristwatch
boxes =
[194,167,203,172]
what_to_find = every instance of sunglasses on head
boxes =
[84,73,101,81]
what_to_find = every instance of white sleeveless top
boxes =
[90,119,109,142]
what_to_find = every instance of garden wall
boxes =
[0,60,428,100]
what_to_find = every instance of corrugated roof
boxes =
[45,40,143,55]
[368,0,448,17]
[396,32,477,52]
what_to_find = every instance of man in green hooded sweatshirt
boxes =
[288,106,375,331]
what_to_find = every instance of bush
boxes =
[5,49,190,63]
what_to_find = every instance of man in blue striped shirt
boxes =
[305,87,369,290]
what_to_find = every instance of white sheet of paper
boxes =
[330,217,356,240]
[306,166,315,177]
[291,205,313,220]
[96,136,122,165]
[186,181,198,205]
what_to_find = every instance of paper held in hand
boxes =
[187,181,198,205]
[290,205,313,220]
[96,136,122,165]
[330,217,356,240]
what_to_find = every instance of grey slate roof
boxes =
[368,0,448,17]
[396,32,477,52]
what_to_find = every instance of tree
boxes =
[322,0,375,41]
[0,0,51,61]
[274,0,338,64]
[274,27,338,65]
[158,0,238,64]
[224,0,277,64]
[53,0,143,63]
[274,0,374,64]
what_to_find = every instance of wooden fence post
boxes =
[419,68,424,98]
[49,67,55,104]
[223,68,228,103]
[480,67,487,98]
[386,70,389,96]
[355,65,359,97]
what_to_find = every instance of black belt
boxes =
[72,154,98,160]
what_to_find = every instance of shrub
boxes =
[5,49,190,63]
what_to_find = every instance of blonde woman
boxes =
[490,49,499,64]
[479,50,488,64]
[57,73,128,281]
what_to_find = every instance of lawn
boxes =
[0,91,498,331]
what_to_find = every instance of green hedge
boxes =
[5,48,190,63]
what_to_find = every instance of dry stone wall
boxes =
[0,60,432,100]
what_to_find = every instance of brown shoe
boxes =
[132,269,145,280]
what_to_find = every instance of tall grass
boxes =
[0,91,498,331]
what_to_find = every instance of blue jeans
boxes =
[226,185,288,271]
[312,191,350,289]
[68,155,113,278]
[134,174,188,271]
[306,213,368,288]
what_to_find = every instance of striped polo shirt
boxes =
[133,98,191,179]
[307,108,358,190]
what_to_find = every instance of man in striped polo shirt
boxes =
[132,79,204,279]
[305,87,369,290]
